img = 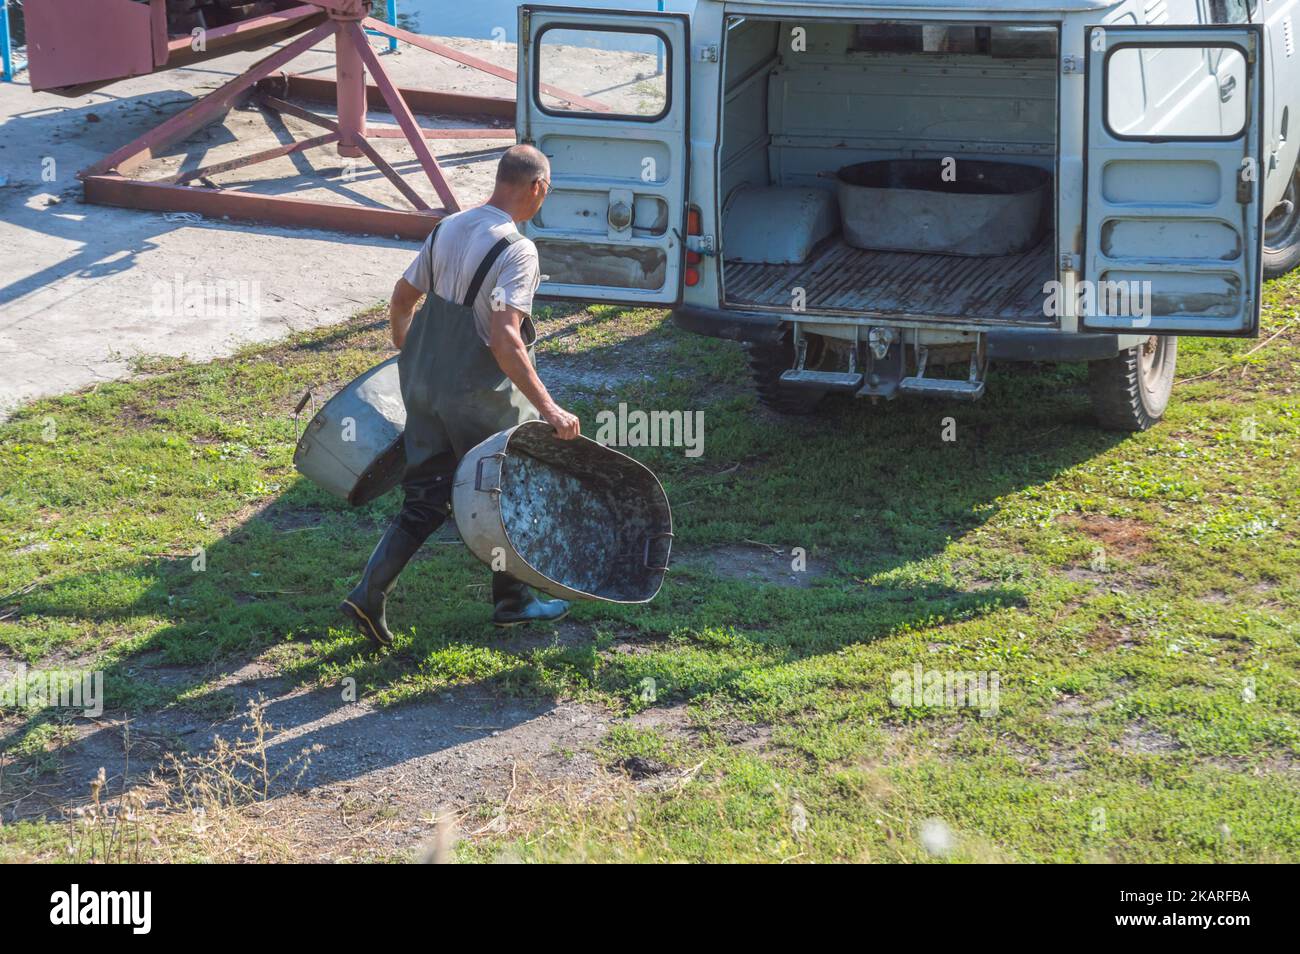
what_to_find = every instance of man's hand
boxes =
[542,403,580,440]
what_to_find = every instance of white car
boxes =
[515,0,1300,429]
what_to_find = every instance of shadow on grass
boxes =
[0,316,1127,808]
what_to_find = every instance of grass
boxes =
[1,280,1298,862]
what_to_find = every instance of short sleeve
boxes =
[402,233,435,293]
[488,241,541,316]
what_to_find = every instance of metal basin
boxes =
[834,159,1050,257]
[453,421,673,603]
[293,357,407,506]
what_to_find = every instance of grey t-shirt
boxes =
[402,204,542,346]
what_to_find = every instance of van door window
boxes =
[1107,44,1247,137]
[536,27,668,119]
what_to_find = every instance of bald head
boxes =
[489,144,551,222]
[496,144,549,189]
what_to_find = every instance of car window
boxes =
[1207,0,1256,23]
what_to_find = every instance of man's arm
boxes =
[488,306,580,440]
[388,278,424,349]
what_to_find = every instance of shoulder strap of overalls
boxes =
[463,232,522,308]
[424,223,440,279]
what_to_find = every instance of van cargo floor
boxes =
[723,238,1054,323]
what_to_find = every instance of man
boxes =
[341,144,580,647]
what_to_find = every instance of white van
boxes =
[515,0,1300,429]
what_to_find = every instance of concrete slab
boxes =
[0,30,658,419]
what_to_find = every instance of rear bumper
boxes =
[671,305,788,345]
[671,307,1122,362]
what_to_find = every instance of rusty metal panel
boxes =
[25,0,155,92]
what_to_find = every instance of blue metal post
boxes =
[1,0,14,83]
[655,0,664,76]
[364,0,399,52]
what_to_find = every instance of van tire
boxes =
[1087,335,1177,432]
[1264,165,1300,279]
[746,337,827,415]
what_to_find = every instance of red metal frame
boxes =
[75,1,603,238]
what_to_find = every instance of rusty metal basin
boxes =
[834,159,1051,257]
[453,421,673,604]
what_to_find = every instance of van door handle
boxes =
[1219,75,1237,102]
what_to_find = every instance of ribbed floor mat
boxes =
[723,237,1055,323]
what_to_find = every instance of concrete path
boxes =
[0,35,520,418]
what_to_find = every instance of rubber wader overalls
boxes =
[340,224,570,647]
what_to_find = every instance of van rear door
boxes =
[1082,24,1264,337]
[517,6,690,305]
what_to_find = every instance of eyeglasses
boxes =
[536,178,551,196]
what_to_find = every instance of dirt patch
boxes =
[1002,736,1086,778]
[1114,720,1183,755]
[1049,692,1118,723]
[1085,621,1139,651]
[256,503,328,532]
[2,682,617,858]
[1061,514,1154,559]
[116,403,167,429]
[686,544,826,588]
[538,355,657,403]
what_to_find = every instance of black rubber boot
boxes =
[490,572,570,628]
[340,523,425,647]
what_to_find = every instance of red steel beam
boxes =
[83,174,443,240]
[345,20,460,212]
[351,137,431,212]
[164,133,340,185]
[256,73,516,121]
[164,6,328,69]
[83,21,336,178]
[256,93,340,132]
[364,125,514,140]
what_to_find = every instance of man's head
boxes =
[491,144,551,222]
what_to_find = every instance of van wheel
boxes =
[1264,165,1300,279]
[1087,335,1177,432]
[746,336,827,415]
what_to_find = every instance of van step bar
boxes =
[779,334,863,392]
[780,369,865,391]
[897,339,988,402]
[898,376,986,400]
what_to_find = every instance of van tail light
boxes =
[685,204,702,286]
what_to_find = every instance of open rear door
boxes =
[1083,24,1264,337]
[517,6,690,305]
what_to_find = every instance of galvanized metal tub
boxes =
[834,159,1050,257]
[293,357,407,506]
[452,421,673,603]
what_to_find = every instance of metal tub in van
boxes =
[834,159,1051,257]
